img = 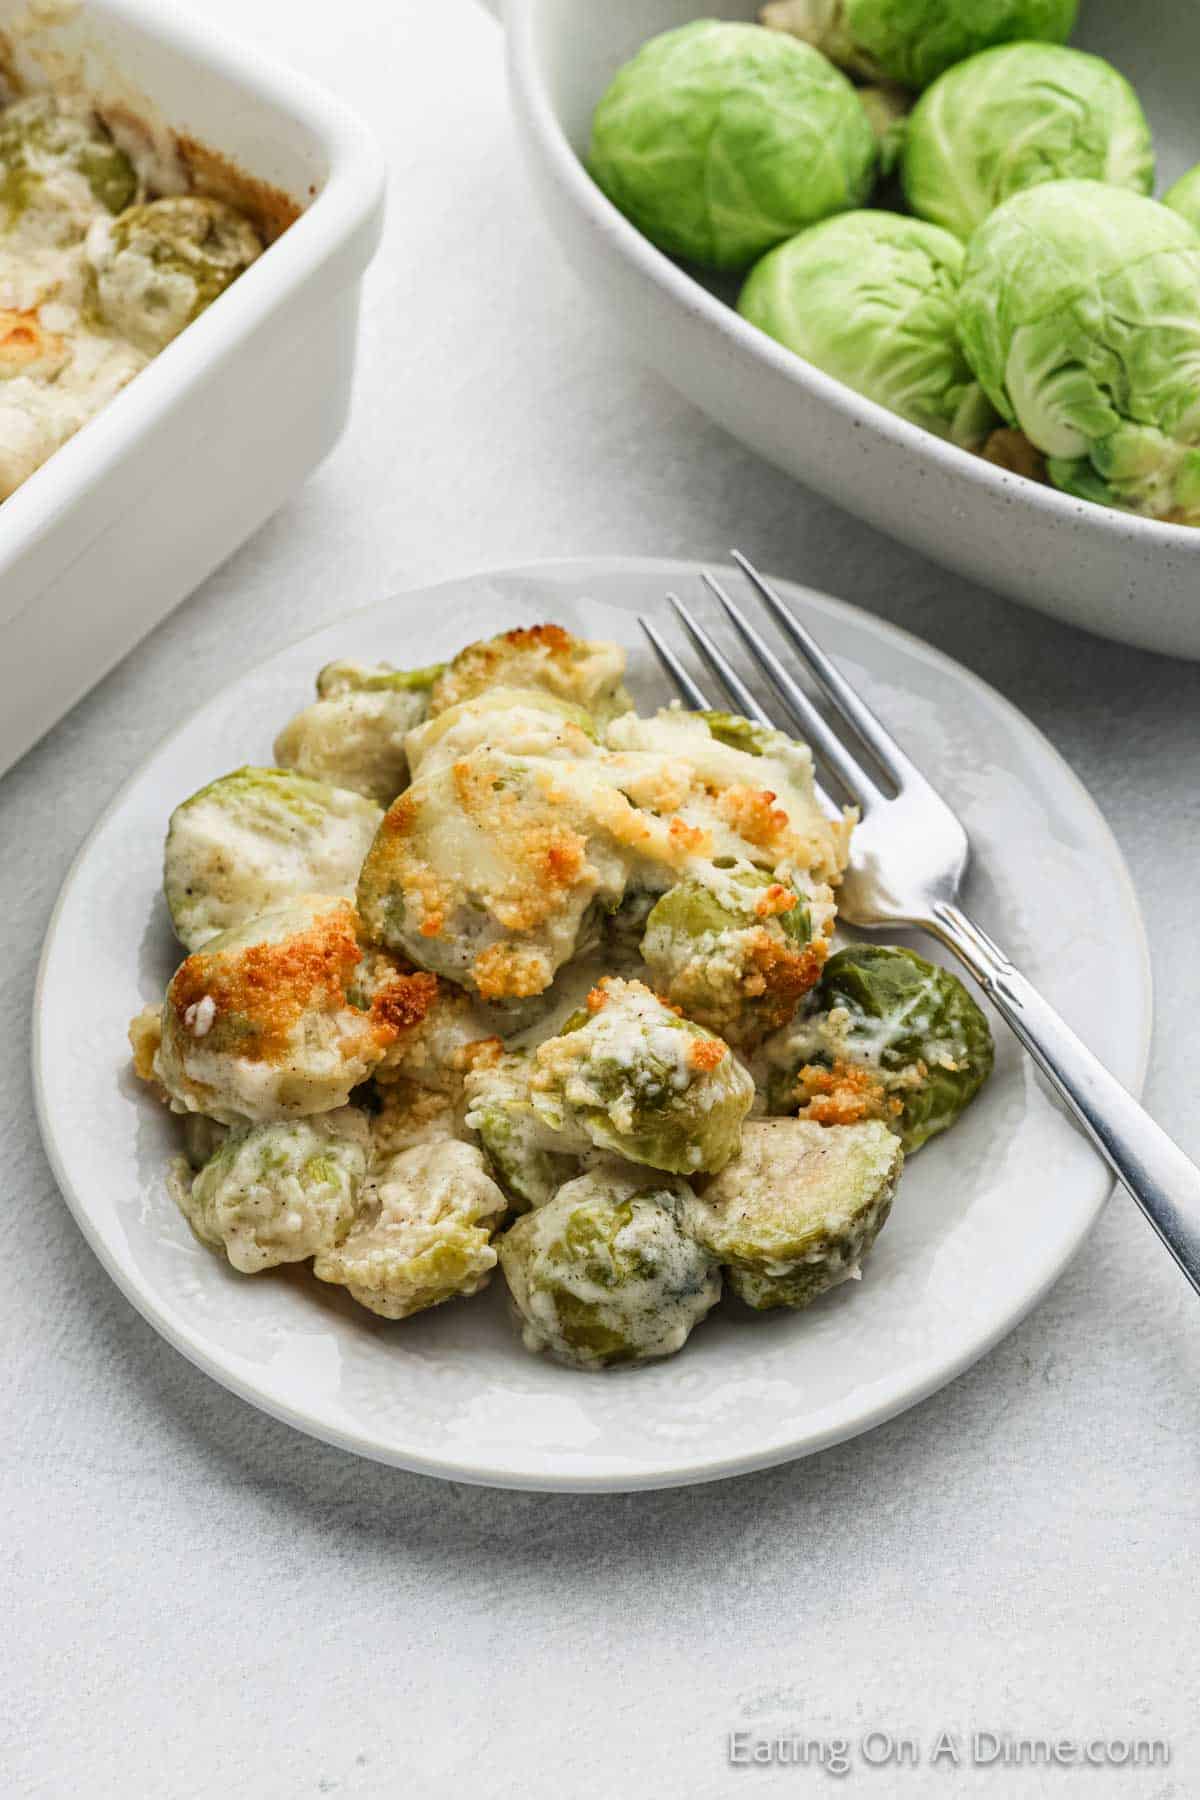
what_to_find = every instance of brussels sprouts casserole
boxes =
[0,87,271,500]
[585,9,1200,530]
[130,623,994,1372]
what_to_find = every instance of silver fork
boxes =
[640,550,1200,1297]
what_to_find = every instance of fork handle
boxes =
[930,902,1200,1296]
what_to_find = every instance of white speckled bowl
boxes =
[494,0,1200,658]
[34,560,1150,1491]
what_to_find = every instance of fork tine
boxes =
[702,569,878,805]
[666,593,774,726]
[731,549,919,788]
[638,615,712,709]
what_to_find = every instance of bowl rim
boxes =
[0,0,386,579]
[504,0,1200,555]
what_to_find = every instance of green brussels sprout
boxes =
[163,766,383,952]
[179,1108,368,1273]
[1163,164,1200,236]
[604,705,852,892]
[498,1160,721,1369]
[529,977,754,1175]
[274,660,438,805]
[766,943,993,1151]
[428,624,631,725]
[759,0,1078,91]
[858,83,911,176]
[317,660,443,698]
[739,211,995,446]
[640,865,821,1045]
[313,1139,507,1319]
[0,94,137,244]
[156,895,431,1124]
[405,686,597,780]
[463,1051,580,1210]
[902,46,1154,242]
[86,195,262,355]
[356,750,629,1001]
[958,181,1200,522]
[587,21,876,273]
[687,1117,902,1309]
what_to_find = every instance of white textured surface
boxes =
[3,2,1199,1795]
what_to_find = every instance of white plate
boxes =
[500,0,1200,659]
[33,559,1151,1492]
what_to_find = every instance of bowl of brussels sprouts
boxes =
[496,0,1200,656]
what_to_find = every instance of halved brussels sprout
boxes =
[766,943,994,1151]
[1163,164,1200,236]
[405,686,597,779]
[529,977,754,1175]
[687,1117,902,1309]
[163,766,382,952]
[373,978,497,1090]
[463,1051,580,1210]
[179,1108,368,1274]
[760,0,1078,92]
[739,211,995,447]
[428,625,631,724]
[274,661,438,805]
[958,181,1200,522]
[86,195,262,355]
[604,706,852,891]
[588,21,876,273]
[312,1139,506,1319]
[641,865,823,1045]
[155,895,437,1124]
[0,95,137,245]
[356,749,629,1001]
[902,46,1154,242]
[498,1160,721,1369]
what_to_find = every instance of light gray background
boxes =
[3,5,1199,1796]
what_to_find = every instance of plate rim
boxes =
[32,554,1154,1492]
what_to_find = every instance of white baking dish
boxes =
[0,0,384,779]
[490,0,1200,659]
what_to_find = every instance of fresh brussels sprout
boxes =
[356,749,629,1001]
[163,766,382,952]
[641,865,822,1045]
[739,211,995,446]
[1163,165,1200,236]
[274,661,439,805]
[498,1160,721,1369]
[428,625,631,725]
[86,195,262,355]
[463,1051,580,1210]
[687,1118,902,1309]
[759,0,1078,92]
[766,943,993,1151]
[312,1140,507,1319]
[155,895,436,1124]
[0,95,137,245]
[179,1108,368,1273]
[902,46,1154,242]
[958,181,1200,522]
[529,977,754,1175]
[588,22,875,274]
[405,686,597,780]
